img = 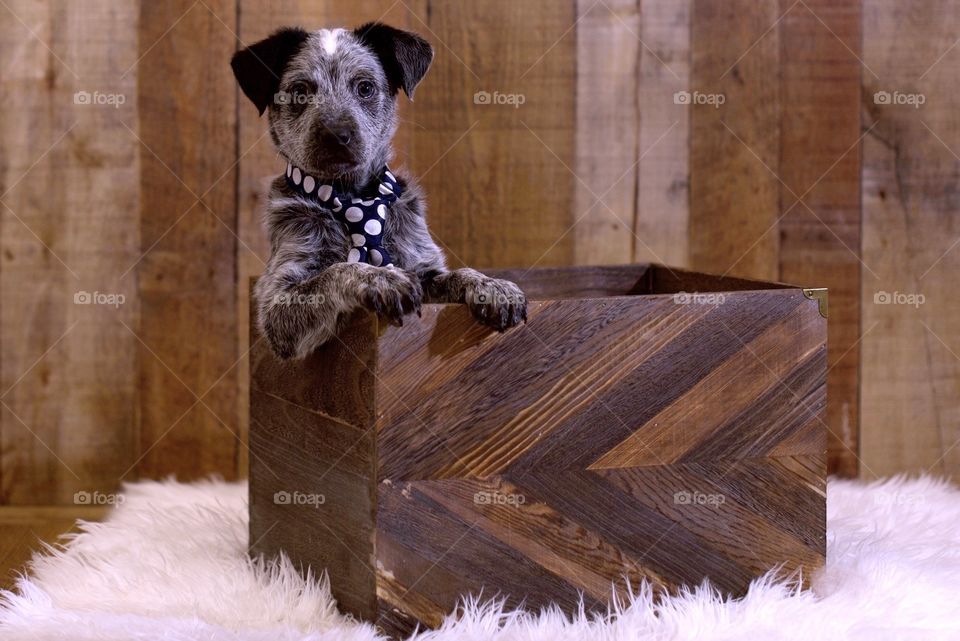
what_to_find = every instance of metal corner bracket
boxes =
[802,288,829,319]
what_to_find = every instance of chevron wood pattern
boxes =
[249,265,827,638]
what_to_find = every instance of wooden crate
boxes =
[248,265,827,638]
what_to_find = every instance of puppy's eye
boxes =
[290,82,312,98]
[355,80,375,99]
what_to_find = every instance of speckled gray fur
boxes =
[231,23,526,359]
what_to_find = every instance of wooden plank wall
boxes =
[0,0,139,504]
[8,0,960,499]
[137,0,240,480]
[860,0,960,477]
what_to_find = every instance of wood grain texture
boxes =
[408,0,577,269]
[137,0,239,480]
[13,0,955,500]
[375,288,823,481]
[860,0,960,477]
[573,0,639,265]
[0,506,107,589]
[249,265,827,638]
[778,0,862,477]
[689,0,781,280]
[635,0,690,266]
[0,0,139,504]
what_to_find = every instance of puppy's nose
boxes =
[331,126,352,146]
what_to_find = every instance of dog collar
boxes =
[284,161,402,267]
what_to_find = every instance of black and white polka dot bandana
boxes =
[284,161,402,267]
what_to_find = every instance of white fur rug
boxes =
[1,476,959,640]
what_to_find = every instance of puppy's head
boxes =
[231,23,433,183]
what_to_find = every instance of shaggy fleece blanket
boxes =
[1,477,959,640]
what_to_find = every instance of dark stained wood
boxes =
[249,265,827,638]
[375,288,819,481]
[486,264,653,299]
[646,266,791,294]
[249,413,377,619]
[248,307,379,620]
[485,264,791,301]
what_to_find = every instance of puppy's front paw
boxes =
[360,268,423,326]
[466,277,527,331]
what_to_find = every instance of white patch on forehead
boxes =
[318,28,345,55]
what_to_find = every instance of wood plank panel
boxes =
[0,0,139,504]
[372,289,819,481]
[861,0,960,477]
[408,0,577,270]
[371,454,824,638]
[635,0,690,266]
[689,0,781,281]
[572,0,639,265]
[137,0,239,480]
[778,0,862,477]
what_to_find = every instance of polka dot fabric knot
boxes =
[284,162,402,267]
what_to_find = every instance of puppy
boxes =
[231,23,527,359]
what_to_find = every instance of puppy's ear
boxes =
[231,27,309,115]
[354,22,433,99]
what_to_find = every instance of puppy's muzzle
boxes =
[314,121,357,164]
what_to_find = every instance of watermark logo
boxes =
[273,90,322,107]
[73,90,126,109]
[471,286,523,307]
[74,490,124,506]
[674,90,726,108]
[873,491,925,507]
[474,491,526,506]
[873,90,925,109]
[674,490,725,507]
[673,291,727,305]
[273,292,326,307]
[74,291,125,308]
[873,290,925,308]
[473,90,526,108]
[273,490,325,508]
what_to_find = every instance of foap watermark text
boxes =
[74,490,124,506]
[474,90,526,108]
[674,490,726,507]
[273,490,326,508]
[474,491,526,506]
[874,291,925,308]
[673,291,726,305]
[674,90,725,108]
[74,291,125,308]
[873,90,925,108]
[74,91,126,109]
